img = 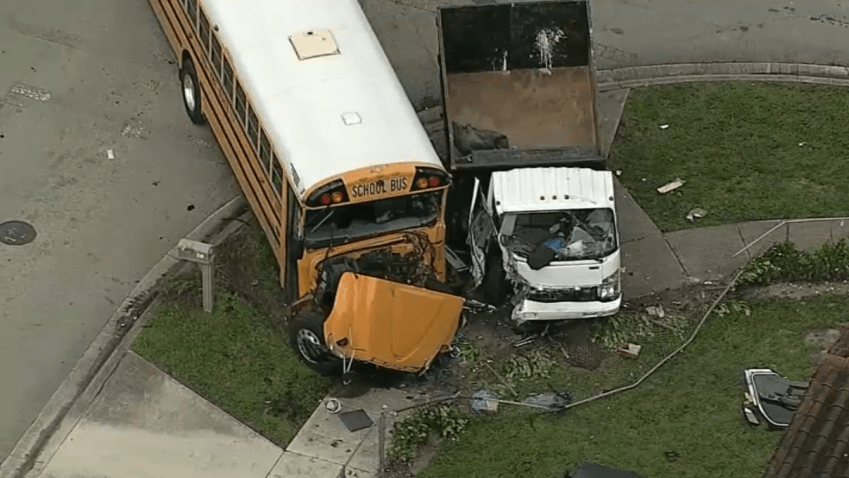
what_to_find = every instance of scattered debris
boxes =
[451,122,510,156]
[686,208,708,222]
[121,120,144,139]
[617,343,641,359]
[325,398,342,414]
[645,305,665,318]
[663,451,680,463]
[740,368,808,429]
[522,390,571,412]
[659,124,670,130]
[464,299,496,313]
[657,178,684,194]
[483,360,518,398]
[470,389,499,414]
[798,142,806,146]
[615,170,622,176]
[107,149,115,160]
[338,409,374,432]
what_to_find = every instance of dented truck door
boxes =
[467,177,494,287]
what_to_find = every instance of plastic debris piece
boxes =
[107,149,115,159]
[618,343,641,358]
[325,398,342,414]
[470,389,499,414]
[646,305,665,318]
[686,208,708,222]
[338,409,373,432]
[659,124,670,129]
[522,391,571,412]
[657,178,685,194]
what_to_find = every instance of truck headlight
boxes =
[598,269,620,302]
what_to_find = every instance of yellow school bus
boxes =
[148,0,463,376]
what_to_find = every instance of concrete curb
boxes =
[596,62,849,91]
[0,195,248,478]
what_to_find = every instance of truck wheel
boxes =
[289,309,341,376]
[483,249,509,306]
[179,57,206,125]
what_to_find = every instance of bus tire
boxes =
[289,309,341,376]
[483,248,509,306]
[179,58,205,125]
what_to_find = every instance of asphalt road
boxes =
[2,0,848,465]
[0,0,237,460]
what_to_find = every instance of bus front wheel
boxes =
[288,309,341,376]
[179,57,205,125]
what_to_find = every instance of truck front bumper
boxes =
[511,296,621,323]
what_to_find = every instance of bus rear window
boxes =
[304,191,441,249]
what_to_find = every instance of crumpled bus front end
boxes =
[323,272,464,373]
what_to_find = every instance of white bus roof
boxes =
[202,0,444,198]
[492,167,615,214]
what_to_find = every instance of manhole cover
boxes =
[0,220,37,246]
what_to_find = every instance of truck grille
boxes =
[528,286,599,303]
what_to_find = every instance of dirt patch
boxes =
[739,281,849,300]
[805,328,843,362]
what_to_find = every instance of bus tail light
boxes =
[307,179,349,207]
[411,167,451,192]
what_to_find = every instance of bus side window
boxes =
[187,0,198,29]
[247,106,259,152]
[222,58,234,102]
[211,35,223,79]
[271,155,283,197]
[199,10,210,54]
[260,130,272,175]
[235,81,247,126]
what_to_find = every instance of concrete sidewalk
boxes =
[30,351,407,478]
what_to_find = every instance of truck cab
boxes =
[469,167,621,323]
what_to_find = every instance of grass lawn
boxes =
[133,291,331,445]
[418,294,849,478]
[132,221,332,446]
[611,82,849,232]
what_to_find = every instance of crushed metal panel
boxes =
[289,29,340,60]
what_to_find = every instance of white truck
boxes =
[437,0,621,324]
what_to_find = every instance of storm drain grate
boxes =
[0,220,37,245]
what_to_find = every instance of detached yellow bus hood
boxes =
[324,272,463,373]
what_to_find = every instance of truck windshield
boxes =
[304,191,442,249]
[500,208,617,261]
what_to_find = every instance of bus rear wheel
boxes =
[179,57,205,125]
[288,309,341,376]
